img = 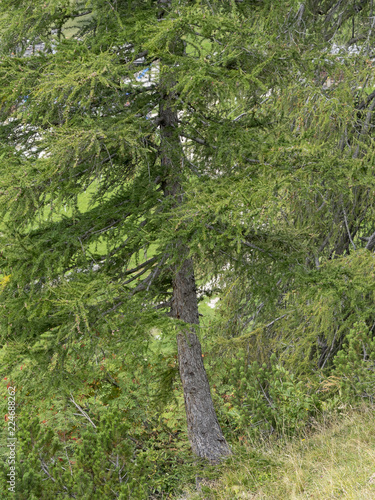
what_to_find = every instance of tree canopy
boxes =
[1,1,375,498]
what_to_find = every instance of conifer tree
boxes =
[2,3,375,493]
[0,0,289,464]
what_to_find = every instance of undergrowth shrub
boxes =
[212,351,321,438]
[0,400,206,499]
[210,321,375,442]
[334,321,375,403]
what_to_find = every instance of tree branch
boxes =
[343,208,356,250]
[179,133,215,148]
[69,394,97,429]
[205,224,273,257]
[366,230,375,251]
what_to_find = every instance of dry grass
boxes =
[180,406,375,500]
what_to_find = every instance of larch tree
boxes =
[3,0,374,496]
[0,0,291,471]
[202,0,375,375]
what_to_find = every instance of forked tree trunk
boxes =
[159,58,232,462]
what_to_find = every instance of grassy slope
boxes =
[179,406,375,500]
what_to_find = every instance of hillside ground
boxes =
[177,405,375,500]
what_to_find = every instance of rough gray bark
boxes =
[171,257,232,461]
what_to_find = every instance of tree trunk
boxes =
[158,51,232,462]
[172,256,232,461]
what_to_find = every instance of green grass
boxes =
[62,12,93,39]
[177,405,375,500]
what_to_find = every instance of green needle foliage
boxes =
[1,0,375,497]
